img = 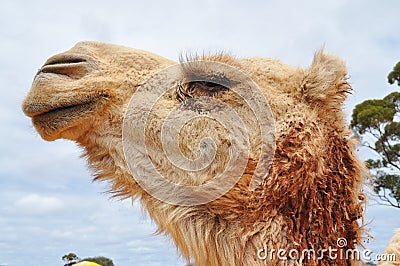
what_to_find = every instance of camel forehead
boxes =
[70,41,134,53]
[66,41,165,63]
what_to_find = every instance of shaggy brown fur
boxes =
[22,41,366,265]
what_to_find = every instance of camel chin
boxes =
[32,102,101,141]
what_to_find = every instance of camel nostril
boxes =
[38,54,92,79]
[44,54,87,66]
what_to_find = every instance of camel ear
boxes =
[301,50,352,110]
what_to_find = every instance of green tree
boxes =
[80,256,114,266]
[62,253,80,266]
[388,61,400,86]
[351,63,400,208]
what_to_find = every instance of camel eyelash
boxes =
[184,72,235,87]
[177,60,238,101]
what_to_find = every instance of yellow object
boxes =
[73,261,102,266]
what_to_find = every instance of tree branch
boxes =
[376,188,400,208]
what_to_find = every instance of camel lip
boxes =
[31,101,99,141]
[36,53,93,78]
[23,94,108,118]
[33,101,95,119]
[31,101,97,130]
[24,93,109,141]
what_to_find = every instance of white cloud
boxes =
[15,193,64,214]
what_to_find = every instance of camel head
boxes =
[22,42,173,141]
[22,41,365,265]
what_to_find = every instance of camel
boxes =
[22,41,366,265]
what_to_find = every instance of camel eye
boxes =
[177,59,239,102]
[176,80,230,102]
[176,70,237,102]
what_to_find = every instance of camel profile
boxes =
[22,41,366,265]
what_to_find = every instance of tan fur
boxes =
[378,229,400,266]
[22,42,366,265]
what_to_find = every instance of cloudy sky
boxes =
[1,0,400,265]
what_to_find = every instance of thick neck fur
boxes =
[76,108,365,266]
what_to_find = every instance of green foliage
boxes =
[80,256,114,266]
[351,76,400,207]
[388,61,400,86]
[374,172,400,198]
[351,99,396,134]
[62,253,114,266]
[62,253,80,266]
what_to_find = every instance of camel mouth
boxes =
[23,93,108,118]
[37,54,92,79]
[24,94,108,140]
[32,99,98,120]
[23,94,108,119]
